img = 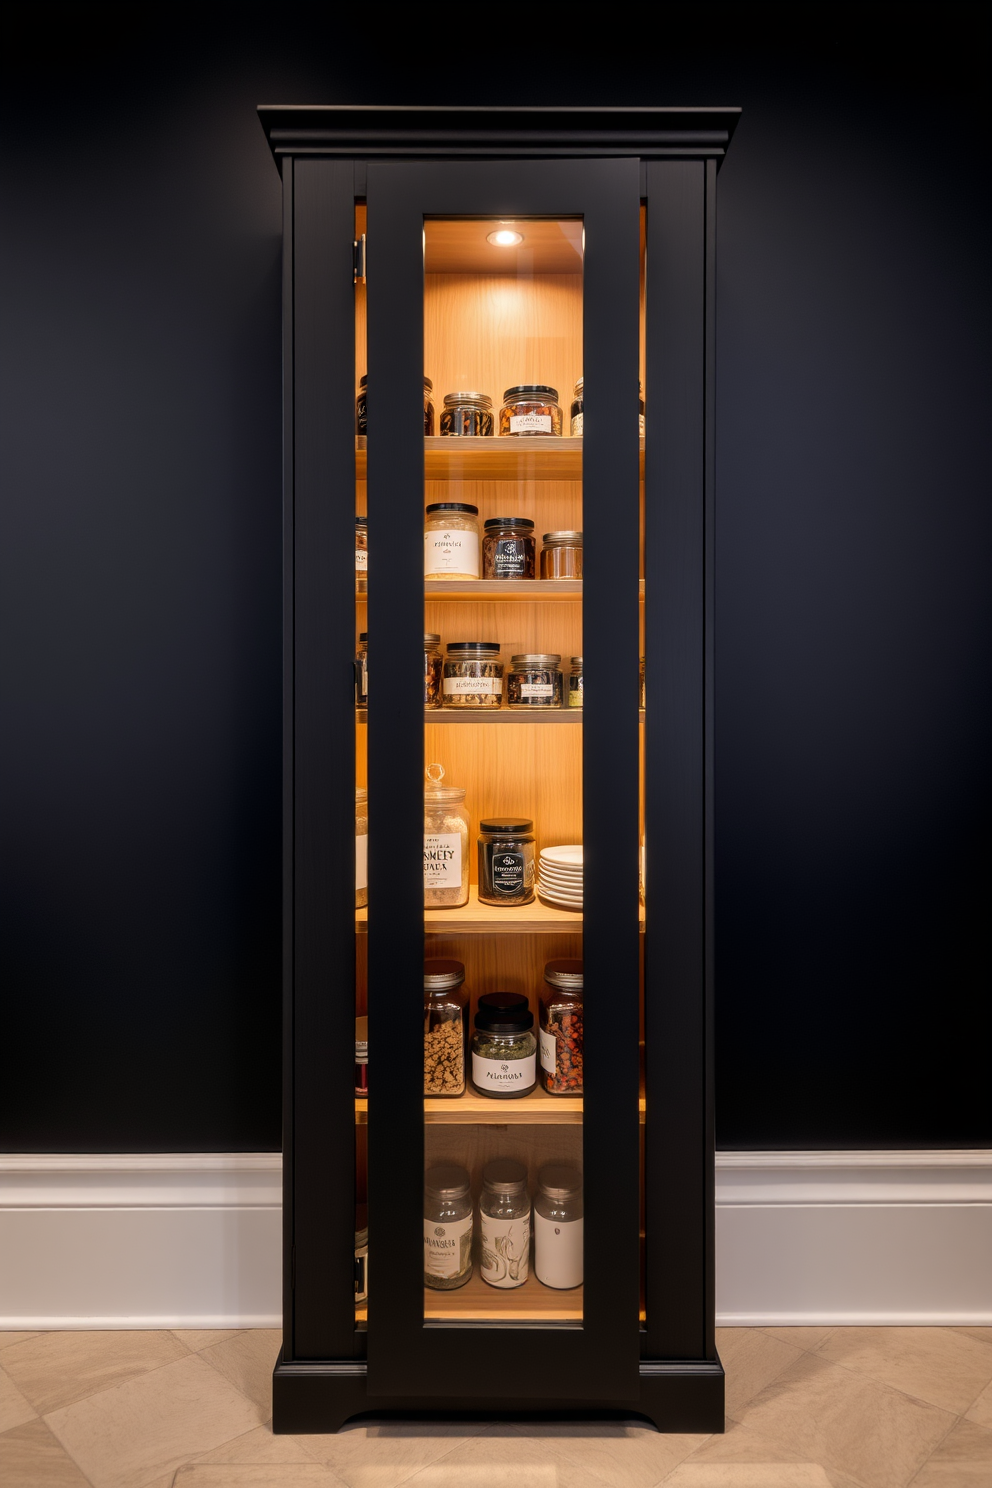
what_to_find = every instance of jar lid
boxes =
[510,653,561,667]
[542,531,583,546]
[570,656,583,666]
[503,384,558,402]
[475,991,533,1033]
[358,374,432,389]
[544,958,583,993]
[538,1162,582,1200]
[573,377,583,396]
[355,1227,369,1247]
[482,1157,528,1194]
[443,391,492,407]
[355,515,367,526]
[446,642,500,655]
[483,516,535,530]
[426,502,478,516]
[424,377,434,391]
[479,818,533,836]
[355,1014,367,1059]
[425,1163,470,1200]
[424,762,466,803]
[424,633,441,648]
[424,958,465,992]
[355,788,368,803]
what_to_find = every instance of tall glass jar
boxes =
[424,1164,472,1291]
[439,391,493,437]
[424,503,480,579]
[471,992,537,1098]
[479,1159,531,1288]
[534,1163,583,1290]
[424,959,468,1097]
[478,818,535,905]
[539,959,583,1095]
[540,532,583,579]
[442,642,503,708]
[355,788,368,909]
[423,763,469,908]
[355,516,367,593]
[499,385,563,437]
[424,633,442,709]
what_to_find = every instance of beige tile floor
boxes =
[1,1327,990,1487]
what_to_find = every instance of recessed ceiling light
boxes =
[487,229,524,247]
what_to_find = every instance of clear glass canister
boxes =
[477,818,535,906]
[507,653,563,708]
[354,1014,368,1095]
[440,391,493,437]
[499,384,563,437]
[540,531,583,580]
[355,633,368,708]
[480,1158,531,1288]
[569,655,583,707]
[356,375,434,435]
[424,959,468,1097]
[424,503,480,579]
[569,378,645,436]
[471,992,537,1099]
[355,516,367,592]
[423,763,469,908]
[424,1164,472,1290]
[442,642,503,708]
[539,959,583,1095]
[534,1163,583,1290]
[482,517,536,580]
[355,789,368,909]
[424,633,442,709]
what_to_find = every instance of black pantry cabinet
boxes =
[260,105,738,1432]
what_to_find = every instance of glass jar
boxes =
[355,633,368,708]
[442,642,503,708]
[478,818,536,905]
[534,1164,583,1290]
[424,503,480,580]
[481,518,536,580]
[507,653,563,709]
[424,959,468,1097]
[355,788,368,909]
[423,763,469,908]
[354,1014,368,1096]
[424,1164,472,1291]
[539,959,583,1095]
[356,375,434,435]
[640,656,646,709]
[540,532,583,580]
[424,633,442,709]
[471,992,537,1099]
[355,516,368,592]
[355,1209,369,1304]
[499,384,563,437]
[569,377,583,437]
[440,391,493,437]
[639,381,646,436]
[568,656,583,708]
[480,1158,531,1288]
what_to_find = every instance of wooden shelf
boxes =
[355,888,644,935]
[355,436,645,482]
[355,1270,584,1325]
[357,708,578,725]
[355,1087,645,1126]
[356,581,644,601]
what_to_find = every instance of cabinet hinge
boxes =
[353,234,366,281]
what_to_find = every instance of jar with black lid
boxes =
[499,385,563,437]
[540,532,583,580]
[424,959,468,1097]
[440,391,493,437]
[356,375,435,435]
[442,642,503,708]
[478,818,535,905]
[507,654,563,709]
[424,633,442,709]
[481,518,536,580]
[568,656,583,708]
[471,993,537,1099]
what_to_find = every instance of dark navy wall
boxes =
[1,10,988,1150]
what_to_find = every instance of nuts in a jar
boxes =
[424,1019,464,1094]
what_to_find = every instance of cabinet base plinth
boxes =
[272,1356,725,1435]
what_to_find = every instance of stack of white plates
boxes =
[537,845,583,909]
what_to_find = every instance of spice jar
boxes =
[354,1014,368,1096]
[481,517,536,580]
[478,818,535,906]
[355,516,368,592]
[569,656,583,708]
[424,959,468,1097]
[424,633,442,709]
[355,1208,369,1304]
[507,654,563,709]
[424,503,480,580]
[355,788,368,909]
[423,763,469,908]
[540,532,583,580]
[442,642,503,708]
[471,992,537,1099]
[539,959,583,1095]
[499,385,563,437]
[480,1159,531,1289]
[356,375,434,435]
[355,633,368,708]
[440,391,493,437]
[534,1164,583,1290]
[424,1164,472,1291]
[569,378,645,436]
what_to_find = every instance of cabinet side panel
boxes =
[281,157,295,1353]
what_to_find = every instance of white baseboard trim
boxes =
[1,1151,989,1330]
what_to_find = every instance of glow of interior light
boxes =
[487,229,524,247]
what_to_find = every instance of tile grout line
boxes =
[902,1408,970,1488]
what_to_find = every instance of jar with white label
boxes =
[499,385,563,437]
[423,763,469,908]
[355,516,367,592]
[355,789,368,909]
[534,1163,583,1289]
[507,654,563,709]
[477,818,535,906]
[442,642,503,709]
[471,992,537,1099]
[424,1164,473,1290]
[480,1159,531,1288]
[424,503,480,579]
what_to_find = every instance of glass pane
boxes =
[355,201,368,1328]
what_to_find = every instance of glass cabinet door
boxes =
[362,161,642,1400]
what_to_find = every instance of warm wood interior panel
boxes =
[424,594,582,666]
[424,218,584,277]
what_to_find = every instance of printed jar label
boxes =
[539,1027,557,1074]
[492,539,527,577]
[534,1212,583,1290]
[443,676,501,695]
[424,530,479,576]
[355,834,368,893]
[424,1215,473,1279]
[480,1211,530,1287]
[472,1051,536,1093]
[520,683,553,699]
[510,413,552,435]
[355,548,368,572]
[424,833,461,887]
[492,851,525,894]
